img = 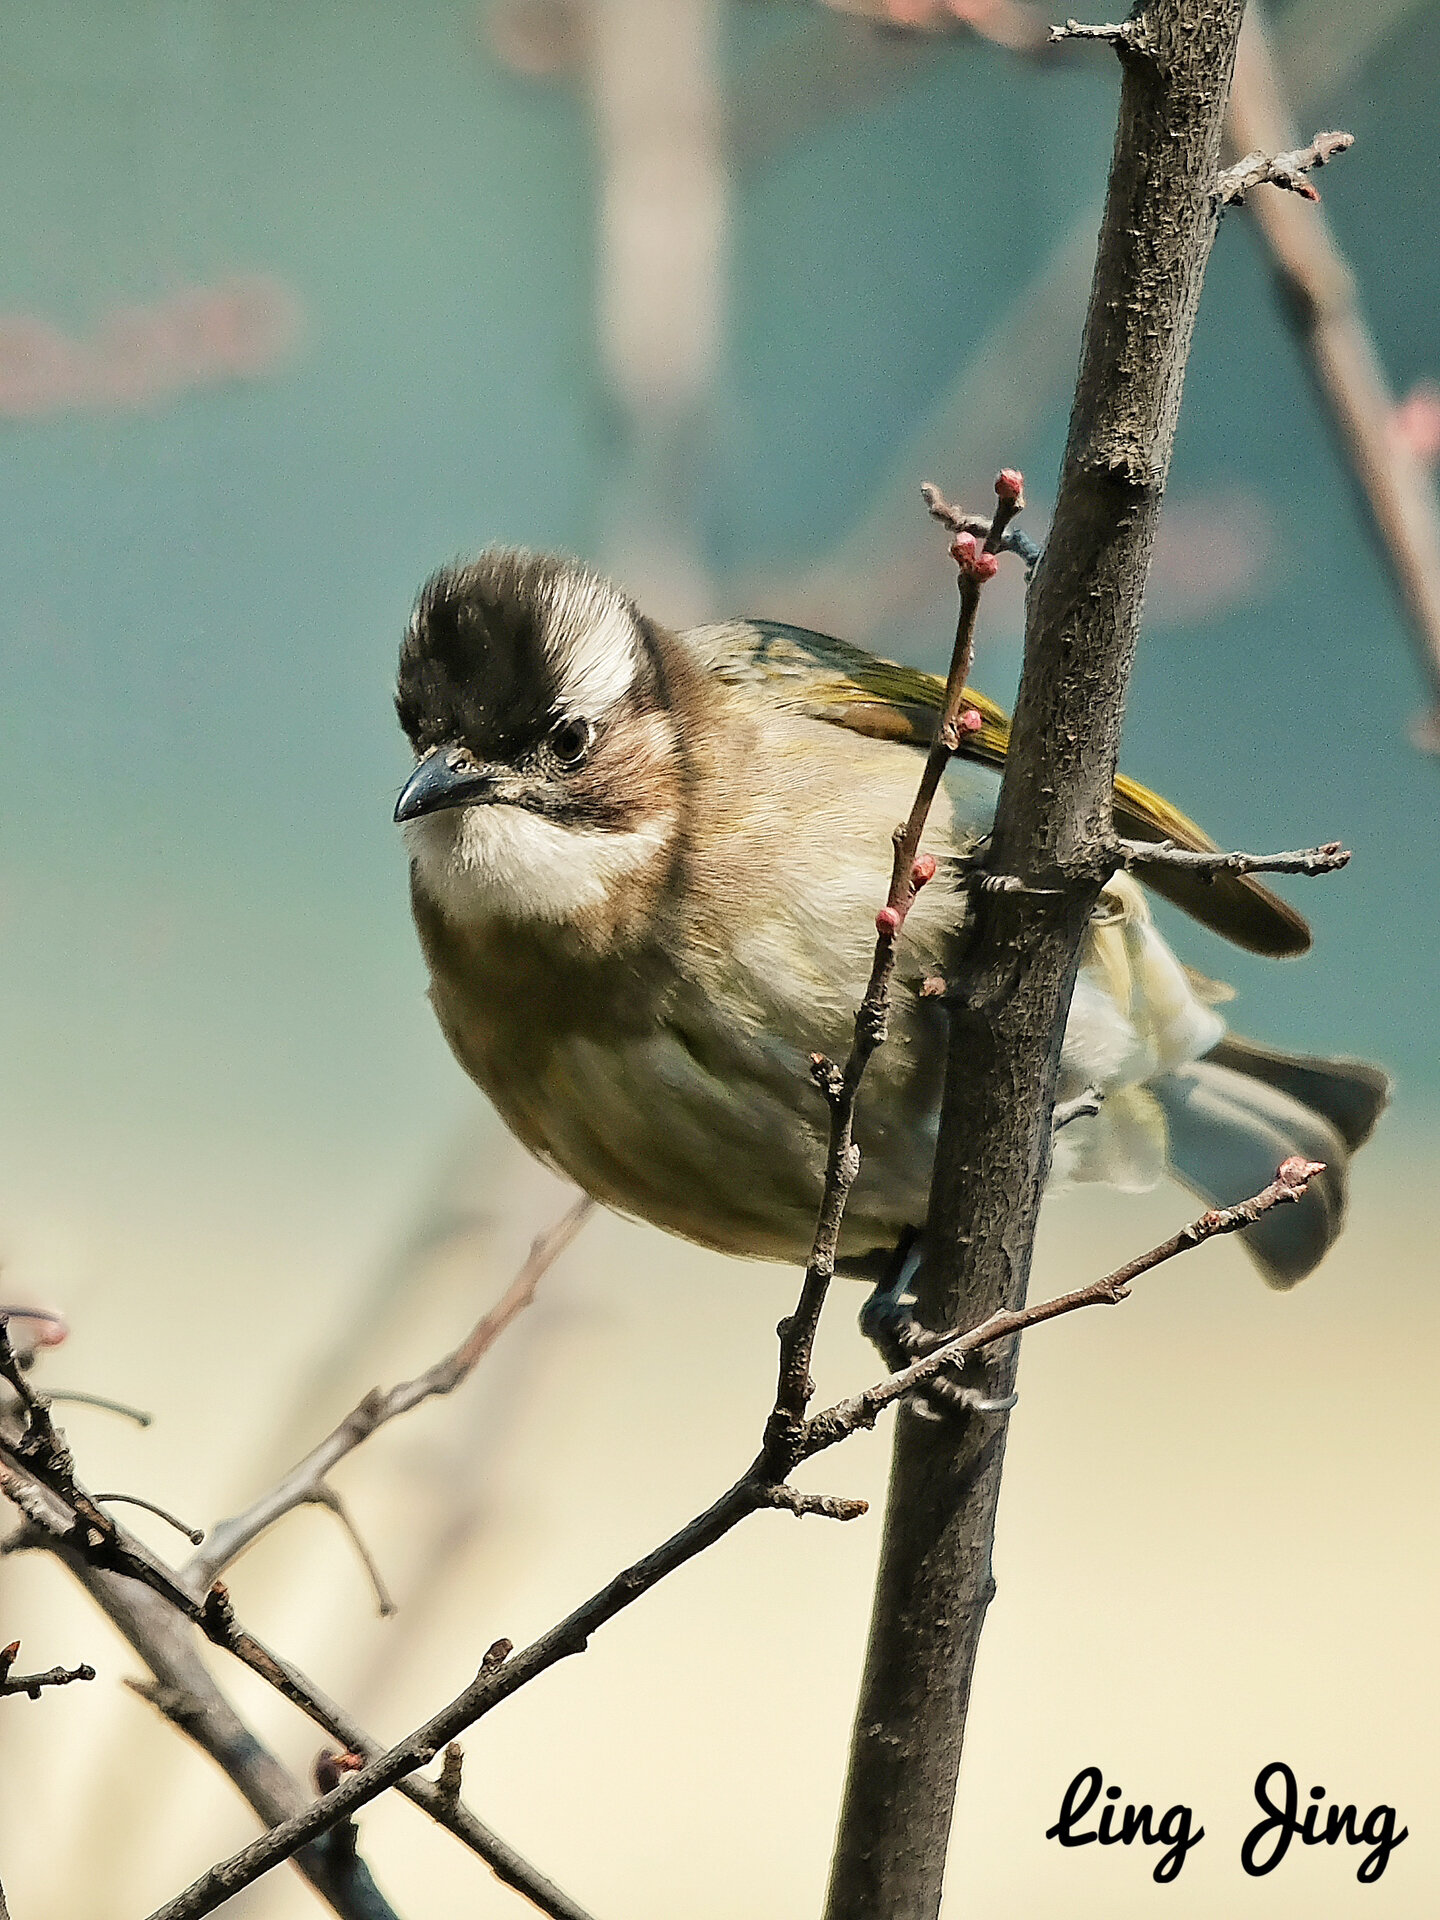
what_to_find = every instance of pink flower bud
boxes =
[995,468,1025,506]
[875,905,902,937]
[1277,1155,1325,1187]
[959,706,984,733]
[951,531,1000,581]
[912,853,938,888]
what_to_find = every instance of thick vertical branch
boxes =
[823,7,1251,1917]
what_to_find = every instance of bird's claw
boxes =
[859,1257,1018,1424]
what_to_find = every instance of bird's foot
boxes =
[858,1233,1018,1423]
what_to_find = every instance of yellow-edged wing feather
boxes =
[714,621,1310,958]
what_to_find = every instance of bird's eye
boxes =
[549,717,593,769]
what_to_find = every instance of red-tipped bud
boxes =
[1277,1155,1325,1188]
[950,532,1000,582]
[959,706,984,733]
[314,1748,365,1794]
[875,905,902,938]
[911,853,938,889]
[995,467,1025,507]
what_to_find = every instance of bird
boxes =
[394,547,1387,1291]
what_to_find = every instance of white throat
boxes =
[406,803,672,925]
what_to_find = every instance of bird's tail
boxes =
[1151,1035,1390,1288]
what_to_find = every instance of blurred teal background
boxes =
[0,5,1436,1916]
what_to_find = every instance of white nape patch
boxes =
[406,802,672,926]
[541,565,641,718]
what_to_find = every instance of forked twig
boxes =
[186,1194,593,1593]
[1215,128,1353,204]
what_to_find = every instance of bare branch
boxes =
[195,1587,598,1920]
[187,1193,592,1591]
[45,1389,153,1427]
[8,1214,599,1920]
[76,1558,402,1920]
[764,472,1024,1476]
[0,1639,95,1699]
[91,1492,205,1546]
[1049,18,1134,48]
[757,1485,870,1522]
[0,1325,203,1619]
[1216,128,1353,204]
[805,1159,1323,1448]
[436,1744,464,1816]
[1115,837,1350,879]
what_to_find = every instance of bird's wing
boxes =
[691,618,1310,959]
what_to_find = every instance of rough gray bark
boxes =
[822,6,1251,1916]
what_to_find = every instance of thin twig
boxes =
[7,1214,597,1920]
[46,1390,153,1427]
[1049,18,1134,47]
[764,472,1023,1472]
[143,1157,1321,1920]
[187,1193,592,1592]
[1115,837,1350,879]
[806,1158,1322,1446]
[0,1639,96,1699]
[0,1327,202,1618]
[1215,129,1353,205]
[91,1493,205,1546]
[194,1589,598,1920]
[74,1558,403,1920]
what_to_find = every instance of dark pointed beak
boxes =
[394,748,501,824]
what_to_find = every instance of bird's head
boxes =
[395,549,684,936]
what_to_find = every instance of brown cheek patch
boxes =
[558,712,677,833]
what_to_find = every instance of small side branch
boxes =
[187,1193,592,1593]
[804,1158,1322,1450]
[757,1485,870,1522]
[1049,19,1133,48]
[1216,129,1353,206]
[920,480,1041,578]
[1115,837,1350,879]
[0,1639,95,1699]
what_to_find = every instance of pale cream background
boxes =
[1,1112,1433,1917]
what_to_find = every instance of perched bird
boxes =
[395,548,1387,1289]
